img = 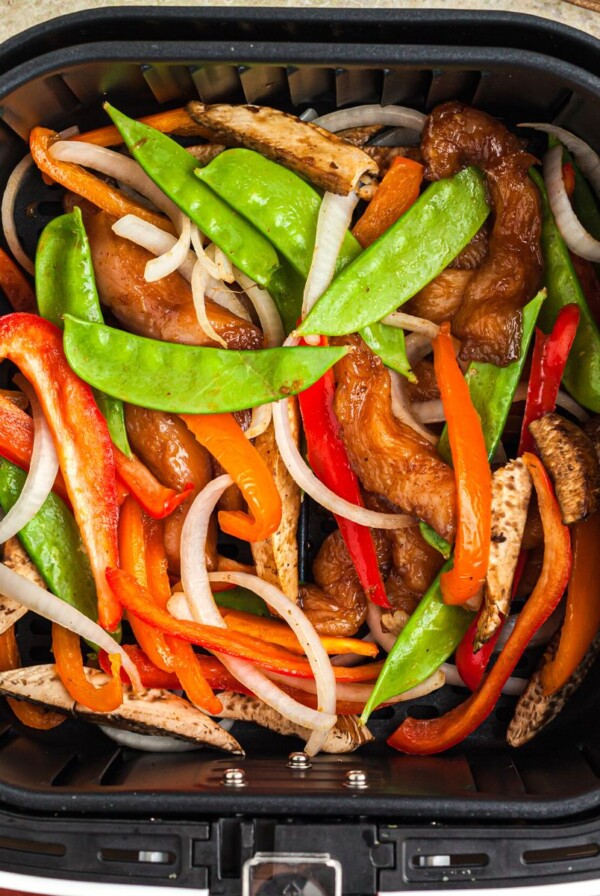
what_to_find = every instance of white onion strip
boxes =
[544,144,600,262]
[245,404,272,441]
[177,475,336,751]
[268,668,445,706]
[441,663,527,697]
[1,154,35,275]
[519,122,600,196]
[144,214,192,282]
[234,267,284,347]
[0,378,58,544]
[405,331,434,364]
[272,394,415,529]
[389,369,437,444]
[213,245,235,284]
[302,191,359,320]
[314,104,426,134]
[381,310,440,340]
[190,226,222,281]
[0,561,141,691]
[205,277,252,322]
[191,260,227,347]
[112,214,195,281]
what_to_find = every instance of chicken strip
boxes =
[404,360,439,404]
[333,336,456,540]
[404,269,473,324]
[83,208,262,350]
[422,101,542,365]
[0,537,39,635]
[186,102,379,198]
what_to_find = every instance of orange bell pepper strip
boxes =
[0,626,65,729]
[541,509,600,695]
[433,321,491,605]
[352,156,424,248]
[52,623,123,712]
[71,107,211,148]
[388,453,571,755]
[30,128,172,233]
[220,608,379,658]
[114,447,194,519]
[0,313,121,631]
[181,413,282,542]
[0,248,36,313]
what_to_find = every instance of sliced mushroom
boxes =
[0,665,243,753]
[476,458,532,648]
[338,124,385,147]
[0,537,42,634]
[186,102,379,198]
[215,690,373,753]
[251,406,301,603]
[529,413,600,524]
[506,630,600,748]
[186,143,227,164]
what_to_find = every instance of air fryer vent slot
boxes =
[522,844,600,865]
[412,852,489,869]
[0,833,66,857]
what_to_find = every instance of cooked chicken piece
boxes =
[0,538,39,634]
[381,608,411,636]
[449,223,490,270]
[186,102,379,198]
[404,360,439,404]
[333,336,456,540]
[387,526,444,605]
[529,413,600,524]
[125,406,216,575]
[338,124,385,147]
[363,144,423,175]
[216,691,373,753]
[251,407,301,603]
[404,269,473,324]
[476,459,532,648]
[82,208,262,350]
[0,665,243,753]
[422,101,542,366]
[187,143,227,164]
[507,630,600,747]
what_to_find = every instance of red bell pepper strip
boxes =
[518,304,580,455]
[0,247,36,313]
[0,313,120,630]
[562,163,576,198]
[388,453,571,755]
[455,550,527,692]
[114,447,194,519]
[298,337,390,608]
[432,321,492,606]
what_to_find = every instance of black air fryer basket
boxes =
[1,8,600,895]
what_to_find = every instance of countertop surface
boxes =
[0,0,599,45]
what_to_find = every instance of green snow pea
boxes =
[360,322,415,380]
[531,167,600,412]
[296,167,489,337]
[63,316,346,414]
[196,148,362,279]
[419,522,451,560]
[104,104,279,288]
[35,208,131,456]
[361,564,472,721]
[214,588,269,617]
[0,458,97,621]
[267,262,306,336]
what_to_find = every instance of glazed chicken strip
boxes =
[404,268,473,324]
[0,538,40,635]
[251,409,301,603]
[125,406,217,576]
[333,336,457,540]
[83,208,262,350]
[186,102,379,198]
[404,360,440,404]
[422,101,542,365]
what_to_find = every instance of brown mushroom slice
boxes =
[215,691,373,753]
[506,630,600,748]
[251,409,301,603]
[529,413,600,524]
[186,102,379,198]
[187,143,227,164]
[0,537,45,634]
[0,665,243,754]
[476,459,532,648]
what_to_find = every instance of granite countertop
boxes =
[0,0,599,44]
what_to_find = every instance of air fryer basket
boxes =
[1,8,600,894]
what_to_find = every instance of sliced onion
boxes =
[112,214,196,281]
[234,267,284,347]
[212,245,235,284]
[272,394,415,529]
[389,370,437,444]
[191,259,227,347]
[314,104,426,134]
[100,726,202,753]
[367,126,421,147]
[177,474,336,751]
[190,225,222,280]
[441,662,527,697]
[405,331,433,364]
[381,310,440,340]
[268,667,445,706]
[302,191,359,318]
[245,403,272,440]
[1,154,35,275]
[0,378,58,544]
[205,276,252,322]
[494,605,564,653]
[0,562,141,690]
[414,383,590,425]
[544,144,600,262]
[367,603,395,653]
[519,122,600,196]
[144,214,191,282]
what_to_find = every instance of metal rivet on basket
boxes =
[222,767,246,787]
[344,769,368,789]
[287,751,312,769]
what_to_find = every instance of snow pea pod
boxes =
[531,168,600,412]
[196,148,362,278]
[0,458,97,621]
[35,208,131,456]
[62,316,346,414]
[360,322,415,380]
[104,104,279,288]
[296,167,489,337]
